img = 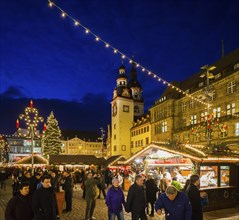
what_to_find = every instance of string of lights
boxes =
[47,0,238,118]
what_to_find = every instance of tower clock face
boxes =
[112,103,117,117]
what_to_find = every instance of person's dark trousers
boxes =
[149,201,155,215]
[132,212,147,220]
[65,190,73,211]
[85,198,96,219]
[98,189,106,198]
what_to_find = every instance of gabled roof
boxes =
[15,155,48,164]
[49,155,104,165]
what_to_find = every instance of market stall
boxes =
[118,141,239,211]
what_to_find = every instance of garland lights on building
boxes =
[47,0,238,119]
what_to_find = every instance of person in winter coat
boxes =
[62,170,74,213]
[126,174,147,220]
[186,174,204,220]
[84,172,101,220]
[5,182,34,220]
[97,172,106,199]
[32,175,59,220]
[105,178,126,220]
[145,174,158,217]
[155,185,192,220]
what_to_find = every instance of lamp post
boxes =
[16,100,44,174]
[200,64,216,146]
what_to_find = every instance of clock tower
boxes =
[128,61,144,116]
[111,64,134,158]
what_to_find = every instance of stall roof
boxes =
[118,142,239,165]
[49,155,104,165]
[15,155,48,165]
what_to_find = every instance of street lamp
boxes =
[200,65,216,146]
[191,65,228,147]
[16,100,44,174]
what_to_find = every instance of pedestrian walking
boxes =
[186,174,205,220]
[145,174,158,217]
[84,172,101,220]
[97,172,106,199]
[126,174,147,220]
[155,185,192,220]
[32,175,59,220]
[105,177,126,220]
[62,170,74,213]
[5,181,34,220]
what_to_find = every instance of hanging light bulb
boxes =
[61,12,66,17]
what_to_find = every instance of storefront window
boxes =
[200,166,218,187]
[220,166,230,186]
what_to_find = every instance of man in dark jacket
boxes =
[155,185,192,220]
[32,175,59,220]
[126,174,147,220]
[62,170,74,212]
[5,182,33,220]
[186,174,203,220]
[145,174,158,217]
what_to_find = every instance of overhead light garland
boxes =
[47,0,238,118]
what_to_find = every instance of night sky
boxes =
[0,0,239,134]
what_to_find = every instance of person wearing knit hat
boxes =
[106,176,126,220]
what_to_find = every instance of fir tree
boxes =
[42,111,62,157]
[0,135,9,162]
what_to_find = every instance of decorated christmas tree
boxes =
[42,111,62,157]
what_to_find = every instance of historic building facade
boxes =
[108,48,239,159]
[150,48,239,150]
[62,136,104,157]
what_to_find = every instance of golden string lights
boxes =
[47,1,205,103]
[47,0,238,118]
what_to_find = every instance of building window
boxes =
[213,107,221,118]
[131,132,134,137]
[215,73,221,79]
[122,145,126,151]
[235,123,239,136]
[131,141,134,148]
[182,102,187,112]
[144,127,146,133]
[146,137,149,145]
[147,126,149,132]
[208,90,216,101]
[123,105,129,112]
[114,124,116,129]
[134,106,139,113]
[189,99,195,109]
[162,121,167,133]
[227,81,236,94]
[114,145,116,151]
[201,112,208,120]
[199,82,204,87]
[140,140,143,146]
[226,103,236,115]
[190,115,197,125]
[234,63,239,70]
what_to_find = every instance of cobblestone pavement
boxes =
[0,180,239,220]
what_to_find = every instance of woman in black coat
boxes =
[5,182,33,220]
[145,175,158,217]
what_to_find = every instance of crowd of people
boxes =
[1,165,208,220]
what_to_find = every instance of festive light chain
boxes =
[46,1,212,106]
[47,1,239,119]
